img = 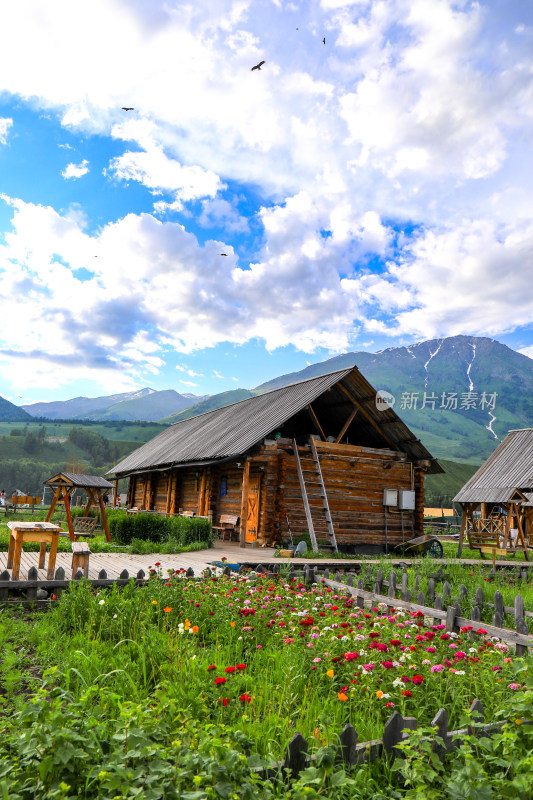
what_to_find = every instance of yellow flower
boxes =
[516,718,523,725]
[185,618,191,629]
[376,690,384,699]
[326,669,334,678]
[152,600,158,605]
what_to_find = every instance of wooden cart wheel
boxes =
[425,539,444,558]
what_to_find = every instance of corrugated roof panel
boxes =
[454,429,533,503]
[109,366,440,476]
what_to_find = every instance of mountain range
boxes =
[7,334,533,464]
[22,388,205,422]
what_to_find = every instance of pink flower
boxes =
[509,683,520,690]
[362,663,375,671]
[426,647,436,653]
[431,664,445,673]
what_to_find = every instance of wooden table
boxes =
[6,521,62,580]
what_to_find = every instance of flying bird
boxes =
[220,253,228,256]
[251,61,265,71]
[322,37,326,44]
[121,107,134,111]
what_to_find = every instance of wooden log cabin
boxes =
[109,367,442,553]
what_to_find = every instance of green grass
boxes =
[0,571,531,798]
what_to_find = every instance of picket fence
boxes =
[254,697,529,780]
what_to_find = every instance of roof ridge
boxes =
[168,365,356,427]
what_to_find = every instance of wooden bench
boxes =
[71,541,91,578]
[212,514,240,541]
[73,517,98,539]
[467,526,508,568]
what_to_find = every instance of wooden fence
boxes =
[256,698,529,780]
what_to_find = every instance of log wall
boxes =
[126,440,425,550]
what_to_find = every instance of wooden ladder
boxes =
[293,439,338,553]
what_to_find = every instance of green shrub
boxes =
[110,512,212,547]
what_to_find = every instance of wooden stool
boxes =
[71,541,91,578]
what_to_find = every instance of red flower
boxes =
[369,631,380,638]
[240,693,252,703]
[401,690,413,697]
[412,675,424,684]
[236,664,247,670]
[207,665,216,671]
[219,698,229,706]
[389,639,401,646]
[460,626,473,633]
[215,677,227,685]
[224,667,236,674]
[476,629,487,635]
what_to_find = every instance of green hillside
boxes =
[0,425,144,496]
[424,459,479,508]
[160,389,254,424]
[0,396,33,422]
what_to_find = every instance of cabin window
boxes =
[220,475,227,497]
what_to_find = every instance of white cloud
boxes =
[0,118,12,144]
[518,346,533,359]
[0,0,531,384]
[179,379,198,386]
[214,370,224,378]
[62,160,90,179]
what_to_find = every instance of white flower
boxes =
[454,670,466,676]
[450,632,459,639]
[392,678,404,688]
[469,648,477,653]
[188,628,193,634]
[98,599,105,606]
[113,614,117,619]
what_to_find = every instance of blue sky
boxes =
[0,0,532,406]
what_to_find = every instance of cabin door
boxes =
[245,473,262,542]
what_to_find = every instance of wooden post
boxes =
[413,466,424,535]
[198,469,208,516]
[62,487,75,542]
[457,504,468,557]
[96,490,111,542]
[166,471,173,515]
[113,478,118,507]
[45,487,62,522]
[240,460,250,548]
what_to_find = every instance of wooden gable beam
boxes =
[337,382,399,451]
[335,407,358,443]
[307,403,326,441]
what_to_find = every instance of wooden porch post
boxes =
[240,460,250,548]
[457,503,467,557]
[198,469,208,516]
[166,471,173,515]
[113,478,118,507]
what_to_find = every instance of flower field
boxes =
[0,567,532,798]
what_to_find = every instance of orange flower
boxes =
[152,600,158,605]
[376,690,384,699]
[163,607,172,613]
[338,692,348,701]
[326,669,334,678]
[192,625,199,633]
[230,621,235,627]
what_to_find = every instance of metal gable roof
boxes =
[454,428,533,503]
[109,366,440,477]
